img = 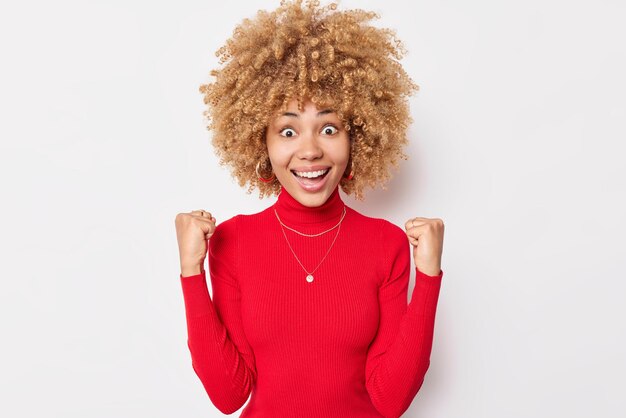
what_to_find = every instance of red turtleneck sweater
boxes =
[179,185,444,418]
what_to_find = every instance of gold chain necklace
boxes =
[273,206,347,282]
[273,206,346,237]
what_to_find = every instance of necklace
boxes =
[273,206,347,283]
[273,206,347,237]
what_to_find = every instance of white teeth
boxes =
[293,169,329,178]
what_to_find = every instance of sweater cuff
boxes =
[180,269,215,318]
[415,266,443,281]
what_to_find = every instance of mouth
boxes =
[291,168,331,191]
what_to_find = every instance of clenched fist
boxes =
[175,209,217,276]
[405,217,444,277]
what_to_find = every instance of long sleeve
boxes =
[365,220,444,418]
[179,215,257,414]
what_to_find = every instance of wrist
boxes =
[180,263,204,277]
[416,265,441,277]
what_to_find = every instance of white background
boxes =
[1,0,624,417]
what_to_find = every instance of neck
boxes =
[273,185,345,227]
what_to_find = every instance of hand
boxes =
[175,209,217,272]
[404,217,444,276]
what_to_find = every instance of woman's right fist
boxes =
[175,210,217,271]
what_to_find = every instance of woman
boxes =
[174,1,445,417]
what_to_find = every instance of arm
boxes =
[365,220,444,418]
[179,215,257,414]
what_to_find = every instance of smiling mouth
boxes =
[291,168,329,177]
[291,168,331,185]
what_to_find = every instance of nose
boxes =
[296,130,323,159]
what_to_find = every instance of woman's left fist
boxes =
[405,217,444,277]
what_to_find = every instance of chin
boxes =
[283,172,339,206]
[299,192,329,207]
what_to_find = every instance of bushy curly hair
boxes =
[199,0,419,201]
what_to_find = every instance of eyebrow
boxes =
[280,109,334,117]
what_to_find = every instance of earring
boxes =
[256,159,276,183]
[342,160,354,180]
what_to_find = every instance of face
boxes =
[266,98,351,207]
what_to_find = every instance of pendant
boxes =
[306,274,314,283]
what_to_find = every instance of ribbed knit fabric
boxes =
[180,184,444,418]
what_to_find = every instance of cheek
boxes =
[331,138,351,163]
[267,146,291,167]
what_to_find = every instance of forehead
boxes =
[273,102,337,118]
[278,108,334,118]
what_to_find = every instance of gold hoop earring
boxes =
[256,160,276,183]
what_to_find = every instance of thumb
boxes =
[205,217,217,240]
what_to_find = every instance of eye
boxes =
[279,127,296,138]
[322,124,339,135]
[278,124,339,138]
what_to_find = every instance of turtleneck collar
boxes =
[273,184,346,226]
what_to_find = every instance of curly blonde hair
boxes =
[199,0,419,201]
